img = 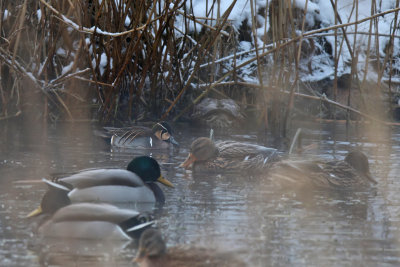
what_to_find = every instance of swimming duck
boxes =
[268,151,377,188]
[180,137,278,173]
[48,156,173,204]
[134,228,247,267]
[192,98,245,130]
[103,121,179,149]
[27,187,154,240]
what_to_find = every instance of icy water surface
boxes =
[0,120,399,266]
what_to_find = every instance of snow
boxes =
[37,9,42,21]
[176,0,399,83]
[73,0,399,87]
[3,9,10,21]
[175,1,255,32]
[99,53,111,76]
[56,47,67,57]
[293,0,320,14]
[125,16,131,27]
[239,41,252,52]
[61,61,74,75]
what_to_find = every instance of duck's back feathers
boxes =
[59,169,145,189]
[269,153,376,189]
[68,185,157,203]
[50,203,140,223]
[36,203,154,240]
[38,220,132,240]
[216,141,278,159]
[193,154,272,173]
[104,126,151,140]
[195,140,278,173]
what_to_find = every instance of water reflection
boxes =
[0,120,399,266]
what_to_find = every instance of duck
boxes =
[268,151,377,188]
[47,156,173,204]
[192,98,245,130]
[180,137,278,173]
[27,187,154,240]
[102,121,179,149]
[134,228,247,267]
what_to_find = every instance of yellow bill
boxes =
[26,206,43,218]
[157,175,174,188]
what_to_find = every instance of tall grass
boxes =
[0,0,399,134]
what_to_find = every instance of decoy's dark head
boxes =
[27,188,71,218]
[135,228,167,262]
[152,121,179,146]
[345,151,377,184]
[127,156,173,188]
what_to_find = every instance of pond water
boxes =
[0,119,399,266]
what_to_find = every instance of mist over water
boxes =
[0,120,399,266]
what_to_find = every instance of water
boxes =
[0,120,399,266]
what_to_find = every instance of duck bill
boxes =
[157,175,174,188]
[133,250,144,263]
[168,136,179,146]
[179,153,197,169]
[26,206,43,218]
[365,172,378,184]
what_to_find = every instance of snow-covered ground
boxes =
[174,0,400,84]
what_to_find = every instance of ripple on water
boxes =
[0,122,400,266]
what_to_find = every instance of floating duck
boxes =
[27,187,154,240]
[180,137,278,173]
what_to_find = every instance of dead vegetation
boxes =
[0,0,399,136]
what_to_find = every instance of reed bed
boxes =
[0,0,399,136]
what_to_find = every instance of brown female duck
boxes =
[268,151,377,188]
[180,137,278,173]
[134,229,246,267]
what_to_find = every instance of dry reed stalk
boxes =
[161,0,238,120]
[0,0,399,128]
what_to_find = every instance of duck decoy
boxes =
[192,98,245,130]
[27,187,154,240]
[101,121,179,149]
[134,228,247,267]
[47,156,173,204]
[180,137,278,173]
[268,151,377,188]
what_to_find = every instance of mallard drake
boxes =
[268,151,377,188]
[27,187,154,240]
[134,229,247,267]
[48,156,173,204]
[180,137,278,173]
[103,121,179,149]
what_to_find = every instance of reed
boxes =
[0,0,398,137]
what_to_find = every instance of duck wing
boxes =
[216,141,277,159]
[51,203,140,224]
[105,126,152,145]
[59,169,145,189]
[322,161,365,187]
[268,159,332,187]
[269,159,366,188]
